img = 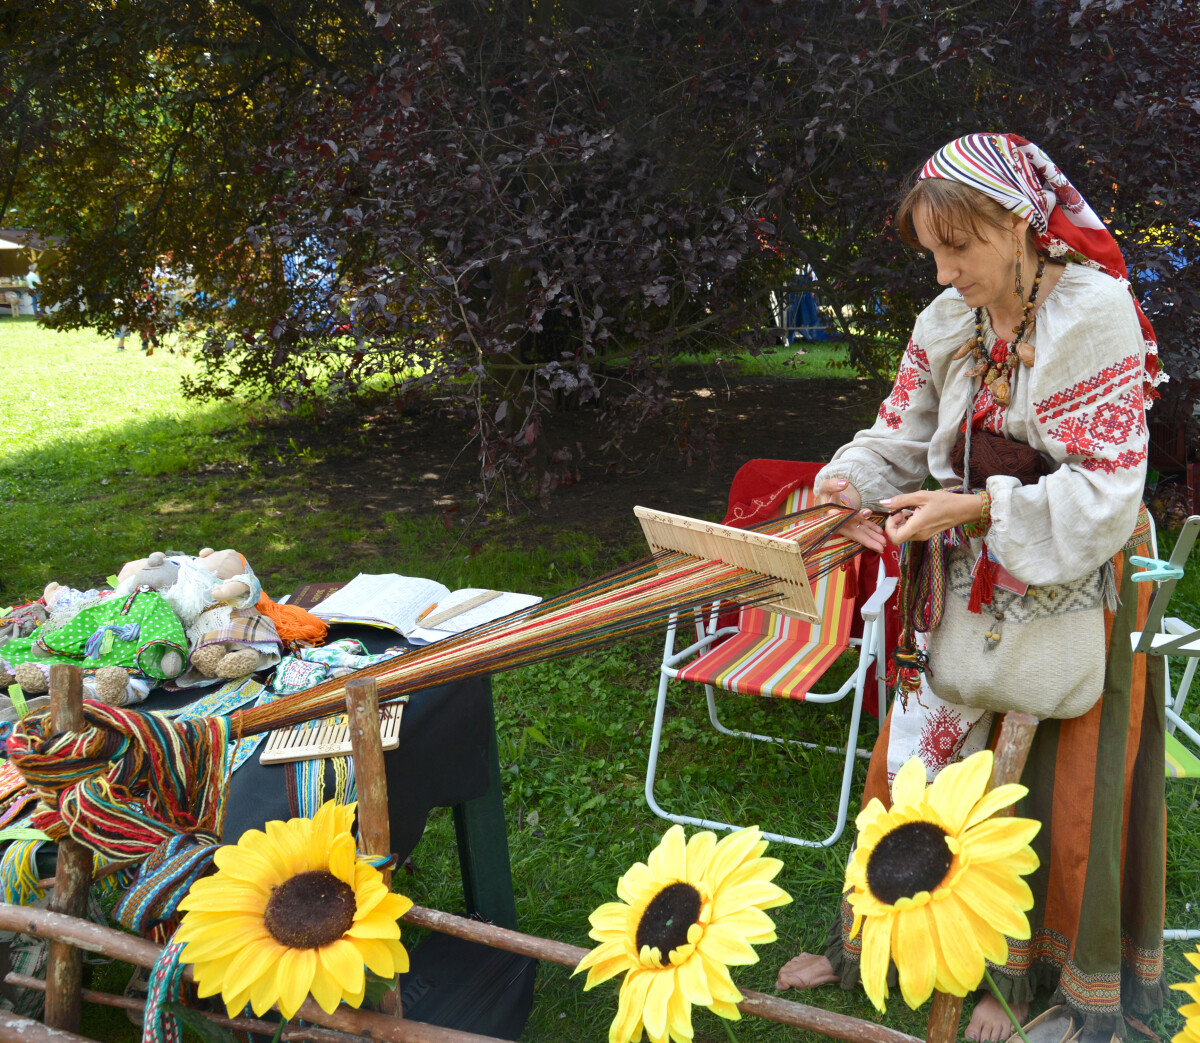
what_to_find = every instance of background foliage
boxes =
[4,0,1197,497]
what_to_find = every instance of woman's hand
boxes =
[880,490,985,545]
[817,478,887,554]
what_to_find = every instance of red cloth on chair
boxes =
[721,458,899,717]
[723,459,825,528]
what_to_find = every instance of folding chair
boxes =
[1131,512,1200,940]
[644,475,897,848]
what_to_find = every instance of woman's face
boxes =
[911,203,1024,316]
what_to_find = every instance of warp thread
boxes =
[7,703,230,861]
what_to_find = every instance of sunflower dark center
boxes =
[635,882,702,959]
[865,821,953,905]
[263,870,357,949]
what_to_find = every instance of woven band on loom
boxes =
[7,703,230,861]
[115,835,218,935]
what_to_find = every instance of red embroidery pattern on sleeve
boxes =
[1049,416,1098,457]
[1033,352,1141,424]
[1080,447,1147,475]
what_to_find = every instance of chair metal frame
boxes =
[644,555,896,849]
[1131,512,1200,941]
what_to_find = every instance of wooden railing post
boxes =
[345,677,400,1017]
[925,712,1039,1043]
[43,666,93,1033]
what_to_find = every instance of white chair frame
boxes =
[1131,513,1200,941]
[644,560,897,848]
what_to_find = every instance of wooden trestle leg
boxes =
[43,666,93,1034]
[345,677,402,1018]
[925,712,1039,1043]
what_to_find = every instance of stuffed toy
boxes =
[1,584,188,705]
[114,550,284,686]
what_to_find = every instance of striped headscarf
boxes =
[920,133,1163,401]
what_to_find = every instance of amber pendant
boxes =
[992,375,1010,405]
[1017,342,1036,367]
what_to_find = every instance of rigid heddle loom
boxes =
[6,503,874,861]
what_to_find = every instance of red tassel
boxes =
[968,545,996,614]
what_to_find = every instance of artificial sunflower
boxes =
[574,824,791,1043]
[175,800,412,1020]
[844,749,1041,1013]
[1171,945,1200,1043]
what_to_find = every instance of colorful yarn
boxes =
[255,591,328,648]
[115,835,217,935]
[0,839,46,906]
[7,703,230,861]
[141,939,186,1043]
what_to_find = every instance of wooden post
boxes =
[925,711,1039,1043]
[345,677,400,1017]
[43,665,92,1034]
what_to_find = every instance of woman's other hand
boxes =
[881,490,985,545]
[816,478,887,553]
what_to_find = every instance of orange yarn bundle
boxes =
[254,592,328,648]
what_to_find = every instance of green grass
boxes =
[2,315,1199,1042]
[680,341,859,380]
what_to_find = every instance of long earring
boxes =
[1013,243,1024,301]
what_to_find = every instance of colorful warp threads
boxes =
[7,702,230,860]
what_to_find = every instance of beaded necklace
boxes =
[953,254,1046,407]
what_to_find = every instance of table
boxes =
[145,623,519,928]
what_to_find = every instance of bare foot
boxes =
[775,952,839,991]
[964,994,1028,1042]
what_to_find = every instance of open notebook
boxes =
[306,573,540,643]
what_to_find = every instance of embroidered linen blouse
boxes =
[814,263,1149,586]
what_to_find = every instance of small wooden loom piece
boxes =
[260,702,403,764]
[634,506,820,623]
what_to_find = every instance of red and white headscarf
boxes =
[920,132,1164,403]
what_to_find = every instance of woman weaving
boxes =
[775,133,1167,1043]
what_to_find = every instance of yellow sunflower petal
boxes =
[894,904,938,1010]
[648,826,687,884]
[318,938,366,1000]
[928,893,984,996]
[954,894,1010,966]
[926,751,993,834]
[890,755,930,808]
[223,936,283,1008]
[612,968,654,1043]
[327,832,357,886]
[275,946,317,1020]
[961,783,1028,829]
[675,949,713,1006]
[308,959,347,1014]
[617,861,656,905]
[212,843,288,888]
[684,830,717,886]
[960,816,1041,862]
[580,949,634,989]
[249,960,285,1017]
[642,968,677,1040]
[353,936,404,978]
[701,828,763,891]
[859,911,892,1012]
[696,923,758,966]
[711,880,791,920]
[664,979,694,1041]
[952,862,1033,937]
[590,901,633,938]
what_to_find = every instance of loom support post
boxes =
[924,711,1038,1043]
[345,675,401,1018]
[43,665,92,1035]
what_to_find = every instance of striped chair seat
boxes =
[675,564,854,699]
